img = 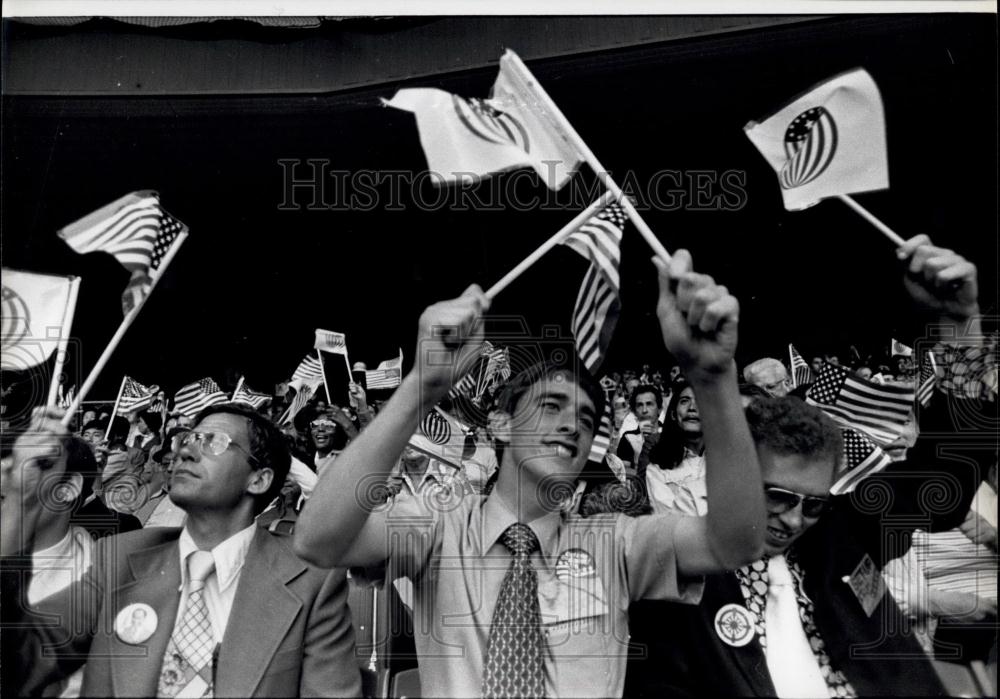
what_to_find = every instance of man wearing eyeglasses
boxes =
[626,235,995,698]
[2,403,361,698]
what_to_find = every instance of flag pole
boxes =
[485,191,616,300]
[317,350,332,403]
[502,51,672,262]
[61,232,188,427]
[342,352,354,384]
[46,276,81,408]
[104,376,127,441]
[232,376,246,401]
[836,195,906,247]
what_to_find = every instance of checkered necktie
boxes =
[158,550,216,698]
[482,523,546,698]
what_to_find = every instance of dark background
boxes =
[2,14,996,405]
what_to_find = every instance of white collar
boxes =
[32,525,89,564]
[178,523,256,594]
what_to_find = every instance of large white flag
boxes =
[744,68,888,211]
[1,269,77,371]
[314,329,348,355]
[383,51,582,190]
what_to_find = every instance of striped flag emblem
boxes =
[562,203,625,373]
[314,329,347,355]
[917,351,937,408]
[452,96,530,151]
[232,382,272,410]
[173,377,228,418]
[806,363,914,446]
[420,410,452,445]
[588,400,614,464]
[779,106,838,190]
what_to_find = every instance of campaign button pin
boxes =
[555,548,596,580]
[714,603,755,647]
[115,603,157,645]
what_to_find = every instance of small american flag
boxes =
[173,377,228,418]
[366,351,403,390]
[830,428,893,495]
[588,400,614,464]
[292,355,324,384]
[917,351,937,408]
[314,329,348,355]
[58,191,187,315]
[561,203,624,373]
[231,382,272,410]
[788,343,813,388]
[279,380,314,426]
[806,363,914,446]
[118,376,157,413]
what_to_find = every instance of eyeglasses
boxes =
[175,430,259,467]
[310,419,336,431]
[764,486,830,518]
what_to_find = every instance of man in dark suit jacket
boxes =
[626,235,995,697]
[2,403,360,698]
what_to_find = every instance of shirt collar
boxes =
[178,523,257,594]
[32,526,77,562]
[481,490,562,559]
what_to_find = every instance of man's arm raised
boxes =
[652,251,766,574]
[294,285,489,568]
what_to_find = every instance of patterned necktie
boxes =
[482,523,546,698]
[158,550,217,698]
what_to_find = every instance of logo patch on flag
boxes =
[1,286,30,350]
[453,96,531,151]
[780,106,838,189]
[421,411,452,445]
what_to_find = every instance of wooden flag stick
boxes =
[836,194,906,247]
[46,276,81,408]
[317,349,332,404]
[502,51,672,263]
[61,232,189,427]
[232,376,246,401]
[104,376,127,441]
[485,190,616,300]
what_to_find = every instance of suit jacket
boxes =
[625,396,995,698]
[7,524,361,697]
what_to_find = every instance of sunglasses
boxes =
[310,419,337,430]
[175,430,259,467]
[764,486,830,518]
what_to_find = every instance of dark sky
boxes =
[2,14,996,406]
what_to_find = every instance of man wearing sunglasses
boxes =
[627,236,995,697]
[2,403,361,698]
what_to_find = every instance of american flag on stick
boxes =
[806,363,913,446]
[788,344,813,388]
[117,376,157,413]
[58,191,188,315]
[830,428,893,495]
[173,378,228,418]
[588,400,614,465]
[279,379,315,426]
[561,203,625,374]
[365,350,404,390]
[292,355,324,386]
[917,351,937,408]
[232,382,272,410]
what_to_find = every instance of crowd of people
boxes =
[1,235,996,697]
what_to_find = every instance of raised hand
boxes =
[897,234,979,321]
[653,251,739,381]
[413,284,490,399]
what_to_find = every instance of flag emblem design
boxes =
[830,428,893,495]
[119,376,157,413]
[1,286,30,351]
[780,106,838,189]
[421,411,452,446]
[453,96,530,151]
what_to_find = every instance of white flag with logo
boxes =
[383,51,582,190]
[407,408,473,470]
[744,68,888,211]
[314,329,348,355]
[1,269,77,371]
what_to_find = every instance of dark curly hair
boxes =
[745,396,843,465]
[493,358,606,436]
[648,379,701,471]
[194,403,292,513]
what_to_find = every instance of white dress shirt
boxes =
[176,524,256,643]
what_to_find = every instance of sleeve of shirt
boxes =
[620,513,704,603]
[383,491,447,585]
